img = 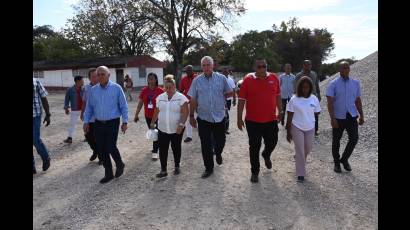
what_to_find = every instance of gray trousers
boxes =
[291,124,315,177]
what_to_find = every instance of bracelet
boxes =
[179,122,185,127]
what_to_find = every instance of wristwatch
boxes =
[179,123,185,127]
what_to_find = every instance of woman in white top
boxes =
[286,76,321,183]
[150,75,189,178]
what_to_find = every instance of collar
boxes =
[99,80,111,89]
[203,72,214,78]
[252,72,269,79]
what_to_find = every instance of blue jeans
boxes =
[33,115,50,168]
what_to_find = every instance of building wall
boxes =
[38,67,164,89]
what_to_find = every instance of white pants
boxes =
[185,103,197,138]
[68,110,81,138]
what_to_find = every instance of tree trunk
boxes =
[173,55,183,89]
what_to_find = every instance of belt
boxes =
[95,118,120,124]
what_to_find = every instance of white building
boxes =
[33,55,165,89]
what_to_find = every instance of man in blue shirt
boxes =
[63,76,84,143]
[279,63,296,126]
[326,61,364,173]
[188,56,233,178]
[84,66,129,183]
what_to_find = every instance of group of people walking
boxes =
[32,55,364,184]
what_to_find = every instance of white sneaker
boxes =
[152,153,159,160]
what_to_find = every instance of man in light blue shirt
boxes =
[279,63,296,126]
[83,66,128,183]
[188,56,233,178]
[326,61,364,173]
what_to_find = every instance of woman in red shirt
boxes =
[134,72,164,160]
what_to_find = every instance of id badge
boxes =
[148,103,153,109]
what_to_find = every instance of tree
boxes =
[230,30,280,72]
[33,25,85,61]
[183,35,232,67]
[138,0,246,84]
[65,0,156,57]
[271,17,335,74]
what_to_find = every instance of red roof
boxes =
[127,55,166,68]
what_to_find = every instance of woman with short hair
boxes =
[150,75,189,178]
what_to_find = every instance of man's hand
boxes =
[237,119,245,131]
[176,125,184,134]
[232,100,236,106]
[80,113,84,121]
[43,114,50,127]
[189,116,197,128]
[121,123,128,134]
[358,117,364,125]
[286,130,292,143]
[65,108,70,115]
[150,123,155,129]
[277,112,283,123]
[83,123,89,133]
[331,118,339,129]
[134,116,139,123]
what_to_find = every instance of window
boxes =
[139,66,146,78]
[72,69,89,78]
[33,70,44,78]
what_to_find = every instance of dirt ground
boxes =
[33,90,378,230]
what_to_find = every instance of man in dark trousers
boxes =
[326,61,364,173]
[83,66,129,183]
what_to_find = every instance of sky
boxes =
[33,0,378,63]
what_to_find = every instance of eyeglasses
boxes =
[257,65,267,69]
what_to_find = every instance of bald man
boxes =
[83,66,129,183]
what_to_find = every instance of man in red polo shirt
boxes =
[237,58,283,183]
[179,65,197,143]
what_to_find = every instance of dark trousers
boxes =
[315,113,319,132]
[145,117,159,153]
[94,118,124,176]
[197,117,226,171]
[281,98,290,125]
[158,129,184,171]
[84,122,100,160]
[245,120,279,175]
[225,100,232,132]
[332,113,359,163]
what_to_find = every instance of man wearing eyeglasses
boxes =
[295,60,321,136]
[237,58,282,183]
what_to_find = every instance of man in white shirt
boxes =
[222,67,236,134]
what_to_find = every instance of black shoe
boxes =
[216,155,223,165]
[115,163,125,178]
[315,132,319,136]
[264,157,272,169]
[201,170,213,178]
[63,137,72,143]
[334,163,342,173]
[99,175,114,184]
[89,153,98,161]
[42,158,50,171]
[341,160,352,171]
[156,171,168,178]
[98,160,103,165]
[174,167,180,175]
[225,131,230,135]
[297,176,305,183]
[184,137,192,143]
[33,168,37,175]
[250,174,258,183]
[83,138,87,142]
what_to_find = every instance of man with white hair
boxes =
[188,56,233,178]
[83,66,129,184]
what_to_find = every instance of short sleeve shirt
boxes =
[326,76,361,119]
[139,86,164,118]
[287,95,321,131]
[238,72,281,123]
[156,92,189,134]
